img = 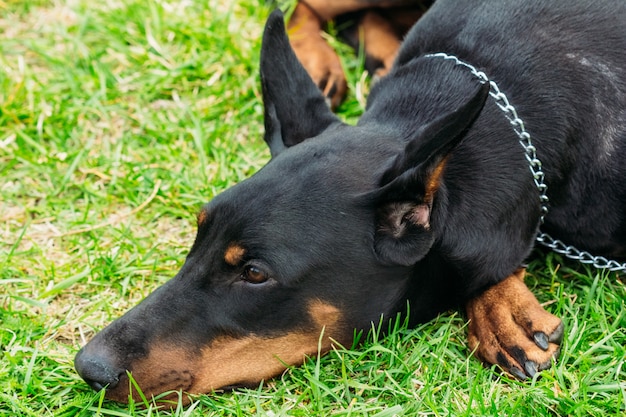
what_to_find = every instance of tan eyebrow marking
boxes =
[224,244,246,266]
[197,209,209,227]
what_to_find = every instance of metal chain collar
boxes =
[425,52,626,273]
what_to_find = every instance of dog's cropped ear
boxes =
[260,10,341,158]
[371,83,490,266]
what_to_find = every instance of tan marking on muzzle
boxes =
[224,244,246,266]
[103,300,345,403]
[308,298,341,327]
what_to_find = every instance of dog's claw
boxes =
[318,76,328,92]
[524,360,538,377]
[533,331,549,351]
[325,85,338,105]
[510,366,528,380]
[550,322,565,344]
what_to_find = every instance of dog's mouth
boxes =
[110,349,310,400]
[217,381,260,392]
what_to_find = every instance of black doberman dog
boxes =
[75,0,626,403]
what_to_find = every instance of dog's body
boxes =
[76,0,626,402]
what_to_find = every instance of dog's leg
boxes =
[362,6,428,78]
[360,11,402,80]
[287,2,348,109]
[466,269,564,379]
[287,1,419,109]
[295,0,418,22]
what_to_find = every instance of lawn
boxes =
[1,0,625,416]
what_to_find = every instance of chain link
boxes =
[425,52,626,273]
[536,232,626,272]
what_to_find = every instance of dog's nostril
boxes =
[75,347,123,392]
[82,371,121,392]
[85,378,107,392]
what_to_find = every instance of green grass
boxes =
[1,0,625,416]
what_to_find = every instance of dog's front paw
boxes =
[290,34,346,110]
[287,4,347,112]
[466,269,564,379]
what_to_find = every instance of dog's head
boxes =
[75,10,488,403]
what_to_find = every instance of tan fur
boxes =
[104,300,344,403]
[360,11,402,78]
[287,2,346,109]
[224,244,246,266]
[196,209,209,227]
[424,158,448,204]
[466,269,563,375]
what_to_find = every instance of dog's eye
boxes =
[242,264,269,284]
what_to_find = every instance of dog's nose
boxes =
[74,346,123,392]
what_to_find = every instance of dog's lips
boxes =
[217,381,259,392]
[151,369,195,393]
[98,366,195,403]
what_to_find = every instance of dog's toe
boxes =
[466,268,563,379]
